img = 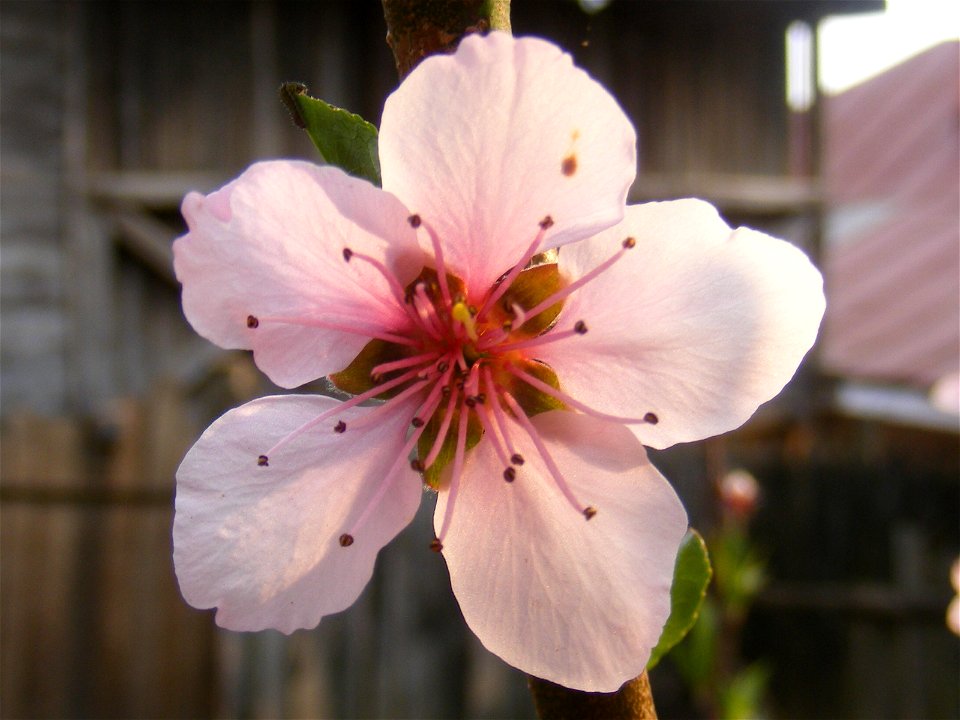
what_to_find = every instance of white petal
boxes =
[437,411,687,691]
[174,161,424,388]
[174,395,422,633]
[380,33,636,297]
[541,199,825,448]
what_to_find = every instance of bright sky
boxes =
[819,0,960,94]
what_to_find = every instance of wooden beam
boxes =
[630,172,822,215]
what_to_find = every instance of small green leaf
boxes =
[646,528,713,670]
[280,82,381,185]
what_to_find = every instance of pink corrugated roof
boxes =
[820,41,960,389]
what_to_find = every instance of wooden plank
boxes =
[0,413,87,718]
[87,170,230,207]
[111,206,177,283]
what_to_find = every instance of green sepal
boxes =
[419,406,483,490]
[646,528,713,670]
[329,339,408,398]
[506,359,566,418]
[280,82,381,186]
[490,263,565,337]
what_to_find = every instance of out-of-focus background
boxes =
[2,1,957,718]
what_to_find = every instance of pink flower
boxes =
[172,33,824,692]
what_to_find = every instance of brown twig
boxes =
[382,0,511,79]
[528,673,658,719]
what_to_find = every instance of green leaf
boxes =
[280,82,381,186]
[646,528,713,670]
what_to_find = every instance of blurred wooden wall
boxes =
[16,2,954,720]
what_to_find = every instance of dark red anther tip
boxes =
[622,237,636,249]
[643,412,659,425]
[539,215,555,230]
[429,538,443,552]
[411,417,425,428]
[257,454,269,467]
[503,467,516,482]
[334,420,347,433]
[574,320,588,334]
[342,248,353,262]
[339,533,354,547]
[510,453,525,466]
[410,459,424,472]
[583,506,598,520]
[246,315,260,329]
[408,214,422,228]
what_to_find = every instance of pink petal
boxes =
[173,161,424,388]
[380,33,636,298]
[436,411,687,692]
[541,200,825,449]
[173,394,422,633]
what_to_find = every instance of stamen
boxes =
[473,399,512,472]
[421,377,460,469]
[246,315,260,329]
[477,218,554,321]
[338,376,437,433]
[519,238,635,324]
[255,315,421,348]
[339,533,354,547]
[505,364,659,425]
[343,248,428,330]
[502,392,595,519]
[411,284,444,339]
[411,216,453,309]
[503,467,516,482]
[260,367,428,459]
[341,390,443,545]
[334,420,346,433]
[370,352,440,380]
[491,325,589,353]
[511,453,525,465]
[257,455,269,467]
[433,392,472,548]
[482,367,522,461]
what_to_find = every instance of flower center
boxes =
[246,214,657,551]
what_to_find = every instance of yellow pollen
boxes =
[451,301,479,341]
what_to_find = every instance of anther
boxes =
[429,538,443,552]
[643,412,659,425]
[411,417,425,428]
[441,386,451,398]
[503,467,516,482]
[334,420,347,433]
[465,396,477,408]
[257,454,269,467]
[475,393,486,404]
[511,453,525,466]
[339,533,354,547]
[437,361,449,373]
[583,506,598,520]
[408,214,422,228]
[539,215,555,230]
[574,320,588,334]
[246,315,260,329]
[622,237,636,249]
[342,248,354,262]
[410,459,425,472]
